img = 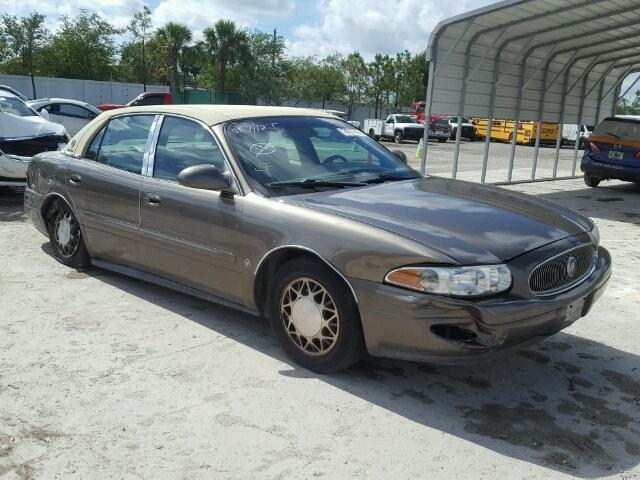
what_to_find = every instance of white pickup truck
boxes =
[363,114,425,143]
[562,124,594,149]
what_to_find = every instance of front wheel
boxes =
[394,132,404,144]
[438,137,448,143]
[47,199,90,267]
[584,174,601,188]
[268,258,366,373]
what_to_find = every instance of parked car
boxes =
[0,87,68,187]
[448,116,477,141]
[364,114,425,143]
[25,105,610,372]
[97,91,173,112]
[28,98,102,137]
[322,109,361,129]
[581,116,640,187]
[562,124,594,149]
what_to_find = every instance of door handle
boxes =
[144,192,161,206]
[68,173,82,185]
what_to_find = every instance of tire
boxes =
[394,131,403,144]
[469,132,477,142]
[450,128,457,140]
[268,258,366,373]
[584,174,601,188]
[46,199,90,268]
[368,129,376,139]
[438,138,447,143]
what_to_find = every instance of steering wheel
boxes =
[323,154,349,164]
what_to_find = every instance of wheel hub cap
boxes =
[290,296,323,337]
[57,216,72,246]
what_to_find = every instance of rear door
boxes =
[66,114,158,267]
[137,115,247,302]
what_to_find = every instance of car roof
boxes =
[29,97,92,106]
[0,89,20,99]
[95,104,335,126]
[603,116,640,124]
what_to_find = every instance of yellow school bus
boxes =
[473,118,559,145]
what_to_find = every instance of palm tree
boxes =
[155,22,191,87]
[203,20,250,92]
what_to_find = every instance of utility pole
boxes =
[272,28,277,69]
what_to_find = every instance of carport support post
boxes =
[508,58,527,183]
[531,65,550,181]
[594,79,605,125]
[553,68,570,178]
[420,40,439,175]
[453,41,474,179]
[481,50,503,184]
[572,75,588,176]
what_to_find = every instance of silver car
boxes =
[28,98,101,137]
[25,105,611,372]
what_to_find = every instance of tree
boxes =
[342,52,367,118]
[155,22,192,87]
[203,20,250,92]
[367,53,394,117]
[43,11,120,81]
[128,6,153,91]
[1,13,47,98]
[616,89,640,115]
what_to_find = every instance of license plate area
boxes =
[608,150,624,160]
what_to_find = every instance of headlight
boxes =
[385,265,512,298]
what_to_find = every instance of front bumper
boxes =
[428,130,450,139]
[0,153,29,185]
[352,246,611,365]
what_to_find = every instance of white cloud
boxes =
[286,0,496,59]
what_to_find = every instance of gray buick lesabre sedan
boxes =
[24,105,611,372]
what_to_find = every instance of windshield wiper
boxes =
[603,131,621,139]
[269,178,367,189]
[363,173,415,184]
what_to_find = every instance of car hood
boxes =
[0,111,67,140]
[396,123,424,129]
[279,177,593,264]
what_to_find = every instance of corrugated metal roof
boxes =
[426,0,640,124]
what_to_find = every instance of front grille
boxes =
[404,127,424,138]
[0,135,66,157]
[529,244,597,296]
[434,120,448,130]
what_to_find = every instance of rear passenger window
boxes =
[85,125,106,160]
[96,115,154,174]
[153,117,226,182]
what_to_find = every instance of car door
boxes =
[137,115,247,302]
[66,114,158,268]
[46,103,97,137]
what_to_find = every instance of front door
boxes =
[137,115,246,302]
[65,114,156,267]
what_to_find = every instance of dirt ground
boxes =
[1,178,639,479]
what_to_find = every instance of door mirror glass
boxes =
[178,164,232,191]
[391,149,407,163]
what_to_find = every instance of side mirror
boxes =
[39,108,50,120]
[178,164,233,192]
[391,150,407,163]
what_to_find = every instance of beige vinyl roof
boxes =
[66,104,335,157]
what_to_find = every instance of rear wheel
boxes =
[47,199,90,267]
[584,174,601,188]
[438,137,447,143]
[268,258,366,373]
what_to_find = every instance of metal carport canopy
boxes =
[420,0,640,179]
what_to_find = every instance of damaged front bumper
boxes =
[0,134,68,186]
[352,246,611,365]
[0,152,30,186]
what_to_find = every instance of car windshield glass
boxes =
[593,119,640,141]
[0,96,36,117]
[450,116,469,124]
[225,116,418,196]
[394,115,415,123]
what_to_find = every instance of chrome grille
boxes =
[529,244,597,296]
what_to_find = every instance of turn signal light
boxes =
[589,142,600,153]
[634,151,640,160]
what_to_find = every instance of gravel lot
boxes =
[1,177,640,479]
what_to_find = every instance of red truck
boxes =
[97,92,173,112]
[411,101,451,143]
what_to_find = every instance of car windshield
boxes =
[450,116,469,123]
[592,119,640,141]
[0,95,36,117]
[394,115,415,123]
[225,116,419,196]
